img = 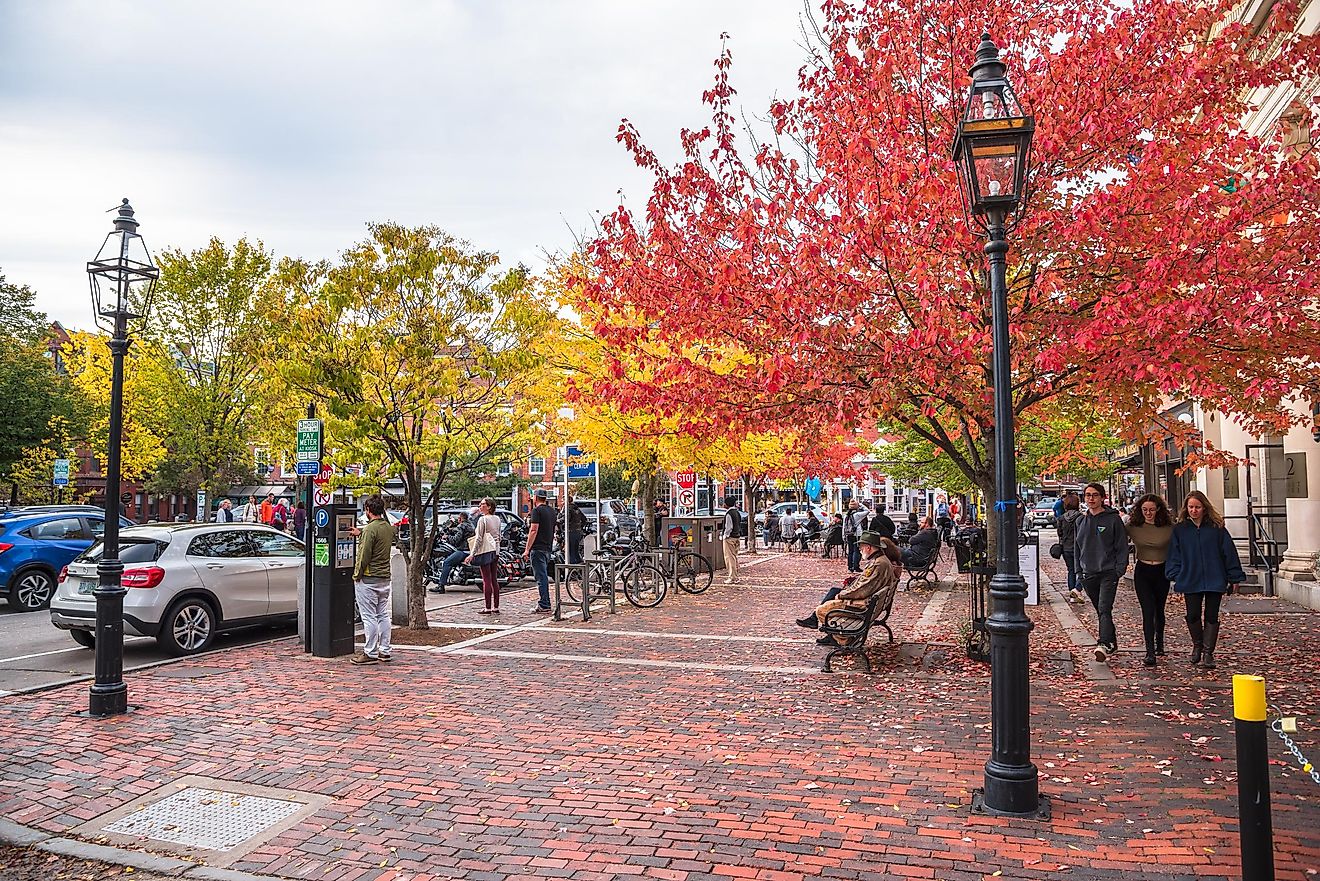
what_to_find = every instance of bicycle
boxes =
[564,536,668,609]
[627,534,713,594]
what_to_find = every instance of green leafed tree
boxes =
[268,223,553,628]
[141,238,284,497]
[0,272,87,501]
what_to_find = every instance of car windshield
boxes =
[1034,500,1055,509]
[77,538,167,564]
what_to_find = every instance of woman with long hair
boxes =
[465,497,503,614]
[1126,494,1174,666]
[1165,490,1244,670]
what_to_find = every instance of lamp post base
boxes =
[86,685,129,718]
[971,789,1051,819]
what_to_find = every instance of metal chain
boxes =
[1270,719,1320,786]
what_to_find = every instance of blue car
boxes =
[0,508,134,612]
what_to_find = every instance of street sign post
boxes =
[566,445,596,479]
[53,459,70,487]
[197,490,207,522]
[296,418,323,477]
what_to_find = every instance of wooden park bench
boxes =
[818,586,897,674]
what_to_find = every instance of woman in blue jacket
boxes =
[1164,491,1244,670]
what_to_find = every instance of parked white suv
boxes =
[50,523,304,655]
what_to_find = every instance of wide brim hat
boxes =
[858,530,885,548]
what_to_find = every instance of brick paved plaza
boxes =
[0,551,1316,880]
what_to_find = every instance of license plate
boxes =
[77,579,95,595]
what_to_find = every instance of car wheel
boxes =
[157,597,217,655]
[70,629,95,649]
[8,568,55,611]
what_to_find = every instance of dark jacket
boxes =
[904,527,939,564]
[1165,520,1245,594]
[870,512,896,539]
[1055,509,1082,553]
[1074,507,1127,577]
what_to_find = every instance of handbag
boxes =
[1048,542,1063,559]
[468,522,498,565]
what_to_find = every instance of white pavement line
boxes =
[0,637,152,665]
[909,588,952,642]
[736,553,785,567]
[452,647,821,675]
[0,690,12,698]
[420,621,519,630]
[436,605,579,653]
[529,627,799,644]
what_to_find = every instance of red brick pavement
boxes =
[0,551,1315,881]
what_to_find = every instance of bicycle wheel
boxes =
[562,568,584,604]
[674,552,713,594]
[623,563,668,608]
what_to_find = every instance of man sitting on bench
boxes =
[795,530,901,646]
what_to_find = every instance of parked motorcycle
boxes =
[424,520,530,590]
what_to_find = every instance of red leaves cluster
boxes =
[573,0,1320,480]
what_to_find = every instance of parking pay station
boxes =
[310,503,357,657]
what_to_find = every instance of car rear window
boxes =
[77,538,168,564]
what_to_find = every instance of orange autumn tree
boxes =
[576,0,1320,551]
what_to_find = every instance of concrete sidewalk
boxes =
[0,551,1315,880]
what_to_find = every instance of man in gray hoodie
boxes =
[1074,483,1128,662]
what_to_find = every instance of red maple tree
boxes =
[573,0,1320,546]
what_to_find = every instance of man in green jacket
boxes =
[351,494,395,665]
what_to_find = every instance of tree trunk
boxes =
[977,472,1002,565]
[742,473,756,555]
[639,464,662,545]
[404,465,429,629]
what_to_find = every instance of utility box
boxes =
[311,503,357,657]
[660,515,726,571]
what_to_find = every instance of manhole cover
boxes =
[102,786,303,851]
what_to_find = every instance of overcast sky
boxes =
[0,0,810,330]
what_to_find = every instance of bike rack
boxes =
[553,558,617,622]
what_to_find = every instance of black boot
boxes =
[1144,632,1157,667]
[1188,619,1204,666]
[795,614,819,630]
[1154,631,1165,656]
[1200,622,1219,669]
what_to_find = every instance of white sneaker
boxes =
[1094,645,1109,662]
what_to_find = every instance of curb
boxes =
[0,818,285,880]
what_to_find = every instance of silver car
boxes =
[50,523,304,655]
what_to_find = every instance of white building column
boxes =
[1277,413,1320,610]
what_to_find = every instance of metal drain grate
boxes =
[102,786,303,851]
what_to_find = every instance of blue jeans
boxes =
[531,548,551,609]
[846,537,861,571]
[1062,549,1077,593]
[437,547,466,587]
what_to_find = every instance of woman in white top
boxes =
[465,497,503,613]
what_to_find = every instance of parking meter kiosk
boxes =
[311,503,356,657]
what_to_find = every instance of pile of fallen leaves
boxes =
[0,846,172,880]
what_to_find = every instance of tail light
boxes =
[0,543,11,554]
[122,566,166,589]
[58,565,69,583]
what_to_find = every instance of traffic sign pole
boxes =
[300,406,319,652]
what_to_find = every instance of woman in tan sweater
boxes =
[1126,494,1174,667]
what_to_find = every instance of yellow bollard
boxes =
[1233,674,1273,881]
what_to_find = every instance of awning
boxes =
[225,484,297,499]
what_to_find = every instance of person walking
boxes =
[259,493,275,526]
[1165,490,1243,670]
[843,499,867,572]
[466,497,503,614]
[524,490,556,613]
[292,501,307,541]
[271,497,289,532]
[721,495,744,584]
[1126,493,1174,667]
[567,494,587,564]
[350,494,395,665]
[214,499,235,523]
[1074,483,1128,663]
[1055,492,1083,603]
[243,494,261,523]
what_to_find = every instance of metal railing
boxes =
[1228,510,1285,597]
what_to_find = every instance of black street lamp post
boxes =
[950,34,1043,817]
[85,199,159,718]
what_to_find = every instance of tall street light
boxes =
[950,34,1042,817]
[85,199,159,718]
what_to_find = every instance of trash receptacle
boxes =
[660,515,726,572]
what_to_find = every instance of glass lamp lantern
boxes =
[86,198,159,333]
[951,34,1035,228]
